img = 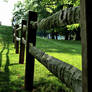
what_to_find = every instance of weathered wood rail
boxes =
[12,3,90,92]
[30,6,80,30]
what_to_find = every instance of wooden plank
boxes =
[19,20,27,64]
[25,11,37,91]
[80,0,92,92]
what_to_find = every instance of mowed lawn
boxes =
[0,25,82,92]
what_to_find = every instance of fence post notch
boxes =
[25,11,37,91]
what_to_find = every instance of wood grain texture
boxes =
[29,43,82,92]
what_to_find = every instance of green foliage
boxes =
[24,0,38,11]
[12,0,80,24]
[12,0,80,40]
[74,0,80,6]
[36,0,80,36]
[13,1,26,25]
[66,24,81,40]
[67,24,80,31]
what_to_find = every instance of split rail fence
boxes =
[13,7,82,92]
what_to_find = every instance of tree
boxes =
[36,0,80,39]
[67,24,80,40]
[12,0,80,39]
[13,1,26,25]
[12,0,39,25]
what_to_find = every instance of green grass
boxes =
[0,25,82,92]
[36,37,82,70]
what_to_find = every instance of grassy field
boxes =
[0,25,82,92]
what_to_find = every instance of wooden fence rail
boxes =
[29,43,82,92]
[14,25,20,54]
[19,20,27,64]
[37,6,80,30]
[30,6,80,30]
[12,6,83,92]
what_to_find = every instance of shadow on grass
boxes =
[39,46,81,55]
[33,78,72,92]
[37,38,81,55]
[0,46,25,92]
[0,42,12,92]
[0,27,26,92]
[0,26,23,92]
[0,43,6,69]
[9,63,19,66]
[4,43,10,83]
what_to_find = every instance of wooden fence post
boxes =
[25,11,37,91]
[80,0,92,92]
[15,25,19,54]
[19,20,27,64]
[13,27,15,43]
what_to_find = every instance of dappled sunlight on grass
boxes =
[47,52,82,70]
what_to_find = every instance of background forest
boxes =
[12,0,80,40]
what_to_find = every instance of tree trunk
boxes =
[55,32,58,40]
[75,27,81,40]
[65,34,69,40]
[75,31,81,40]
[51,32,54,39]
[75,32,81,40]
[69,35,72,40]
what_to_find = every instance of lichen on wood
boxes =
[37,6,80,30]
[29,43,82,92]
[22,37,26,45]
[16,27,21,31]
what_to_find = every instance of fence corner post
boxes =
[25,11,37,91]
